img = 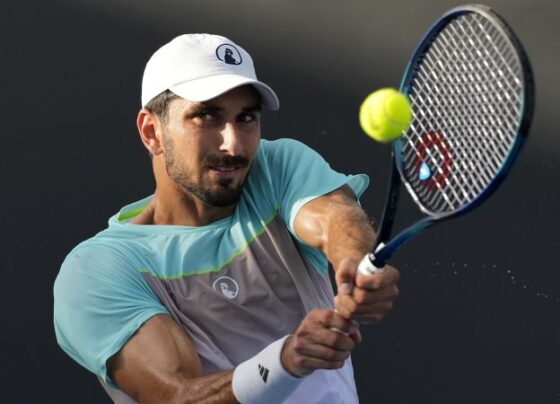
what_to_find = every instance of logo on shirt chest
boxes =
[212,276,239,299]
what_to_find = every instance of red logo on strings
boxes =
[414,131,453,190]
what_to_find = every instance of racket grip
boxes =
[357,253,385,275]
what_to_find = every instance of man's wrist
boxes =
[232,335,305,404]
[280,334,307,378]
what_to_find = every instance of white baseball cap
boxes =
[141,34,279,110]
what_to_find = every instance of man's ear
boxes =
[137,109,164,156]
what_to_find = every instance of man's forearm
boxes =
[174,371,237,404]
[324,204,375,270]
[291,186,376,274]
[293,187,399,324]
[324,203,400,325]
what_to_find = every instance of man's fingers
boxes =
[321,310,356,334]
[291,331,353,361]
[351,284,400,304]
[311,309,360,339]
[336,291,396,312]
[285,309,359,376]
[355,265,400,290]
[287,356,347,373]
[343,301,394,316]
[335,294,396,321]
[333,263,400,324]
[348,313,387,324]
[335,259,359,295]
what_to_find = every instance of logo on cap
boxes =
[216,44,242,65]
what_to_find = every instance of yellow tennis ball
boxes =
[359,88,412,143]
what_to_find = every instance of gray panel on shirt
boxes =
[142,216,335,373]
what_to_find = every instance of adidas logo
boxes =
[258,364,269,383]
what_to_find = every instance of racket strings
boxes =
[441,16,520,194]
[404,63,493,210]
[406,15,520,205]
[419,24,517,177]
[401,13,524,214]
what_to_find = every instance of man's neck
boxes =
[130,157,237,226]
[131,184,235,227]
[157,184,235,226]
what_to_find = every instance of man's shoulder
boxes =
[60,223,145,275]
[55,230,146,301]
[62,234,132,270]
[254,138,319,175]
[259,138,308,154]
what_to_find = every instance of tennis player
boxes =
[54,34,400,403]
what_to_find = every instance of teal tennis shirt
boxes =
[54,138,369,403]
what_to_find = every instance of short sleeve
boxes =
[53,243,169,385]
[262,139,370,234]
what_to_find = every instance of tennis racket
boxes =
[358,4,535,275]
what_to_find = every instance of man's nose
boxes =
[219,122,243,155]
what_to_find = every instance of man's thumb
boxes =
[335,262,356,295]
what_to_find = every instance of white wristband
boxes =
[232,335,304,404]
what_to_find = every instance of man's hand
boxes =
[334,257,400,323]
[281,309,361,377]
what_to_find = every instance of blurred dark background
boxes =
[2,0,559,402]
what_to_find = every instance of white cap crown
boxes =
[141,34,279,110]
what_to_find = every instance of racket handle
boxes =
[357,253,385,275]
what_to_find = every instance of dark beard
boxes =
[182,177,244,207]
[162,134,248,207]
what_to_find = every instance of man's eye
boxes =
[196,110,215,121]
[238,113,256,123]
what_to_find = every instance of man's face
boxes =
[159,85,262,207]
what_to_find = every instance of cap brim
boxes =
[169,74,279,111]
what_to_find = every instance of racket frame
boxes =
[366,4,535,270]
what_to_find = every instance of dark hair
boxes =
[144,90,181,123]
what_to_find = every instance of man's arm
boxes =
[293,185,400,323]
[108,314,234,403]
[108,311,358,403]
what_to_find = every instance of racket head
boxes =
[394,4,535,220]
